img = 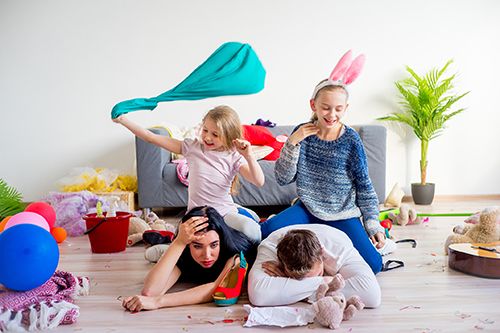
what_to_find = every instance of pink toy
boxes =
[4,211,50,232]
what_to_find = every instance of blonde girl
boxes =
[114,106,264,245]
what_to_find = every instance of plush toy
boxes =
[444,206,500,254]
[242,125,286,161]
[127,216,151,247]
[383,183,405,208]
[388,204,426,226]
[462,210,500,226]
[311,274,364,330]
[145,212,177,233]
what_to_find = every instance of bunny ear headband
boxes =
[311,50,366,100]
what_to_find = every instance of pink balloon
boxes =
[4,212,50,232]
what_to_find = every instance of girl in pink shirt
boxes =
[114,106,264,244]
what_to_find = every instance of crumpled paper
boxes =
[243,304,315,328]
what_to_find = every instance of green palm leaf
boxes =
[0,179,25,219]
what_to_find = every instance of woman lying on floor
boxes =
[122,206,257,311]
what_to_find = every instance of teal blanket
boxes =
[111,42,266,119]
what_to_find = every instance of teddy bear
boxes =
[145,211,177,233]
[127,212,178,247]
[444,206,500,254]
[127,216,151,247]
[311,274,365,330]
[388,204,426,226]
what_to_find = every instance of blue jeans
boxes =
[260,201,382,274]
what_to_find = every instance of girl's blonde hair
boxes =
[310,80,349,122]
[202,105,243,194]
[202,105,242,151]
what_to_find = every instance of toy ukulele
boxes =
[448,241,500,279]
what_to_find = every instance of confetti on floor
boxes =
[400,305,421,311]
[455,311,472,319]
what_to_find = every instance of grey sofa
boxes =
[135,125,386,210]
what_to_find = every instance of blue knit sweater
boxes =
[275,124,383,237]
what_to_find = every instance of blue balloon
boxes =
[0,224,59,291]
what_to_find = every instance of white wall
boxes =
[1,0,499,201]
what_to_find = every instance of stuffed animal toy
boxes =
[242,125,286,161]
[444,206,500,254]
[311,274,365,330]
[388,204,426,226]
[145,212,177,233]
[127,216,151,247]
[383,183,405,208]
[462,210,500,226]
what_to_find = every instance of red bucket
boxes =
[83,212,131,253]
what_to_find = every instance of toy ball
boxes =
[0,216,11,232]
[25,201,57,229]
[0,224,59,291]
[51,227,67,243]
[4,211,50,232]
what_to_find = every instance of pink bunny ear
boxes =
[329,50,353,81]
[342,54,365,85]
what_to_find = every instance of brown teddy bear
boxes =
[311,274,365,329]
[444,206,500,254]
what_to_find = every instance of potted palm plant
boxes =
[378,60,469,205]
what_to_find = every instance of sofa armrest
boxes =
[353,125,386,203]
[135,127,173,208]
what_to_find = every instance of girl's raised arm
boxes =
[113,115,182,154]
[233,138,265,187]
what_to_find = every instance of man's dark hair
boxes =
[276,229,322,279]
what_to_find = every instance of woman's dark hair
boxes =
[181,206,257,258]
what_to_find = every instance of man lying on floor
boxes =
[248,224,381,308]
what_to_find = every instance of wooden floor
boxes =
[54,199,500,333]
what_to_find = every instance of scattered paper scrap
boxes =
[400,305,421,311]
[455,311,472,319]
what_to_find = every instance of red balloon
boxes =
[25,202,56,229]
